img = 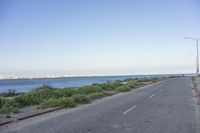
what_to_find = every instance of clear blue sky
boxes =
[0,0,200,76]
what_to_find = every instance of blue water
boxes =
[0,74,184,93]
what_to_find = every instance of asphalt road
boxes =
[1,77,199,133]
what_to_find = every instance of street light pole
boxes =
[196,39,199,76]
[184,37,200,76]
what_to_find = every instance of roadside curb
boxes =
[0,120,14,126]
[193,77,200,104]
[197,90,200,103]
[0,107,63,126]
[17,107,64,120]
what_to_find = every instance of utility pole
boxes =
[184,37,200,76]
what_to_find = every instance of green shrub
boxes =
[34,88,55,99]
[39,97,76,109]
[150,78,160,82]
[0,98,4,108]
[114,86,130,92]
[71,94,90,104]
[78,86,103,94]
[0,100,19,114]
[57,88,77,97]
[14,93,42,107]
[95,83,118,91]
[35,85,54,91]
[87,92,107,100]
[137,78,158,83]
[126,79,146,88]
[39,98,62,109]
[14,88,77,108]
[61,97,77,108]
[124,78,135,82]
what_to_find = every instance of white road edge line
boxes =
[122,105,137,115]
[150,94,155,98]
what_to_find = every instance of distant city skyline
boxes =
[1,0,200,76]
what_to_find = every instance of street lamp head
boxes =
[184,37,200,41]
[184,37,195,40]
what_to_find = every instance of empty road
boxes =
[1,77,199,133]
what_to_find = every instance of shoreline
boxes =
[0,73,190,81]
[0,74,187,94]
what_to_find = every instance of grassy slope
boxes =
[0,77,162,114]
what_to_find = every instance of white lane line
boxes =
[150,94,155,98]
[122,105,137,115]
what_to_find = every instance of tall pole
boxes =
[184,37,200,77]
[196,39,199,76]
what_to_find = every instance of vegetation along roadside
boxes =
[0,77,165,115]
